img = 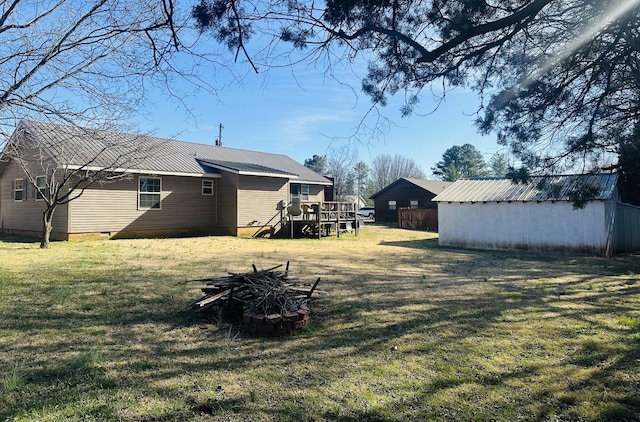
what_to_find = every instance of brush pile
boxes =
[182,262,321,336]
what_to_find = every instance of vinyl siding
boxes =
[237,175,288,226]
[306,184,325,202]
[68,175,217,234]
[215,172,239,234]
[0,160,68,236]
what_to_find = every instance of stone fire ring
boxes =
[242,304,310,337]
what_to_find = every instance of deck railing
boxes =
[287,201,359,238]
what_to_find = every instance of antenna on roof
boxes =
[215,123,223,146]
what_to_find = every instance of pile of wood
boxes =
[181,262,321,325]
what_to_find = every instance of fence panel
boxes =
[398,208,439,231]
[614,203,640,253]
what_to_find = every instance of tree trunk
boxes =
[40,207,55,249]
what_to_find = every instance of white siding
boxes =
[438,201,608,254]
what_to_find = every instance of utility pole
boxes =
[215,123,223,146]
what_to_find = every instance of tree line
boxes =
[304,144,510,202]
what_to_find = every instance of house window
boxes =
[388,200,396,210]
[139,177,161,209]
[202,179,214,195]
[410,200,419,209]
[36,176,47,201]
[290,184,309,201]
[13,179,24,201]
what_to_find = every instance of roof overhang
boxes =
[65,165,222,178]
[198,159,299,179]
[209,165,298,179]
[294,180,333,186]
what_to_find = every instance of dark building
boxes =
[370,178,452,223]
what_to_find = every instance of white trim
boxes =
[239,170,299,178]
[202,179,214,196]
[60,165,334,185]
[138,176,162,210]
[205,164,298,178]
[35,175,47,201]
[13,178,24,202]
[64,165,221,178]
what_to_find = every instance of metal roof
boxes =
[14,120,330,184]
[433,174,619,203]
[197,159,298,178]
[370,177,453,198]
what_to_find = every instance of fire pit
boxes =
[243,303,310,337]
[181,262,321,337]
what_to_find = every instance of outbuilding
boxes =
[433,174,640,256]
[370,178,452,223]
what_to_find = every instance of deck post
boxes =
[290,213,294,239]
[317,201,322,239]
[353,202,359,236]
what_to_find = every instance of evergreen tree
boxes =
[432,144,489,181]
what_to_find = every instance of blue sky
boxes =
[135,59,503,178]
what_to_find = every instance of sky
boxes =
[134,57,503,179]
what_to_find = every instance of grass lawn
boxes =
[1,225,639,421]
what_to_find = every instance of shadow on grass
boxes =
[2,236,640,421]
[379,237,440,249]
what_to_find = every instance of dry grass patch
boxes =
[1,225,639,421]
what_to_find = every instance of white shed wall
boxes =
[438,201,608,254]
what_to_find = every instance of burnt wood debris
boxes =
[181,262,322,336]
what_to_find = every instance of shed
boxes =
[370,178,452,223]
[433,174,640,256]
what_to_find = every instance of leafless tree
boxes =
[326,145,359,200]
[370,154,425,193]
[0,1,232,247]
[3,121,168,248]
[0,0,227,142]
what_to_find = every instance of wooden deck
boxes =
[286,201,360,239]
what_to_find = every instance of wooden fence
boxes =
[398,208,439,231]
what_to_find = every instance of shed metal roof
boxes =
[13,120,330,184]
[433,174,618,203]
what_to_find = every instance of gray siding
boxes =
[68,175,217,234]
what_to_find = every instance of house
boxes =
[369,178,452,223]
[0,120,332,239]
[433,174,640,256]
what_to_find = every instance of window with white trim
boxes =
[138,177,161,209]
[410,200,419,209]
[13,178,24,201]
[36,175,47,201]
[388,200,396,210]
[290,184,309,201]
[202,179,214,195]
